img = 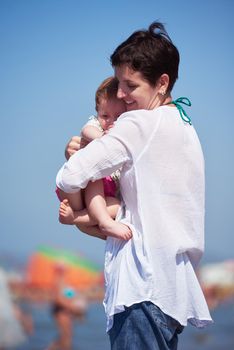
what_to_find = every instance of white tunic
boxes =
[56,105,213,331]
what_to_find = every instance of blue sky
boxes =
[1,0,233,267]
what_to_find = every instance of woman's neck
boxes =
[162,95,172,106]
[150,94,172,110]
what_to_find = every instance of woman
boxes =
[56,21,212,350]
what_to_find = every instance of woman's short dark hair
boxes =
[110,22,180,93]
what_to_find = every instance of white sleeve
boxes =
[81,115,103,132]
[56,111,148,193]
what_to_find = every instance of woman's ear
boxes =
[159,74,170,95]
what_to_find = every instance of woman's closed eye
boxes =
[127,83,138,89]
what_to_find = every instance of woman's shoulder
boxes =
[116,109,163,127]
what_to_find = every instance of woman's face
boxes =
[115,64,161,111]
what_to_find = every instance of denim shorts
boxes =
[108,301,183,350]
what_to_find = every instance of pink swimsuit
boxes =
[102,176,117,197]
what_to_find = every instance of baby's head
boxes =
[95,77,126,131]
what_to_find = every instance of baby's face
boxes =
[97,97,126,131]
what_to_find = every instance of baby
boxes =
[56,77,132,240]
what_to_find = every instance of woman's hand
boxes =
[65,136,81,160]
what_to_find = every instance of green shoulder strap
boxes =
[168,97,192,125]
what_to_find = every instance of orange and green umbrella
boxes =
[26,246,103,290]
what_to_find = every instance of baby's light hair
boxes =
[95,77,118,112]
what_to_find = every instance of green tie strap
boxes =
[169,97,192,125]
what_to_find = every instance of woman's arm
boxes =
[57,134,129,194]
[77,224,107,240]
[64,126,103,160]
[57,112,146,194]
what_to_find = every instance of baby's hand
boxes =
[103,124,114,135]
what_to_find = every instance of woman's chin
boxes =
[126,103,136,111]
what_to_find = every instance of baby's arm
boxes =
[81,125,103,144]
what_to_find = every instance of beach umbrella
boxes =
[26,246,103,290]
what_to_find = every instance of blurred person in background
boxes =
[46,263,87,350]
[0,267,33,349]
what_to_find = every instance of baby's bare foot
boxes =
[59,199,75,225]
[99,218,132,240]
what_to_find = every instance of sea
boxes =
[16,300,234,350]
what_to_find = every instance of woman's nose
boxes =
[117,86,126,99]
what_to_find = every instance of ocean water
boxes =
[16,300,234,350]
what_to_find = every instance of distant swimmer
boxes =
[46,263,87,350]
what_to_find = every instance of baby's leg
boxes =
[56,188,83,211]
[85,180,132,240]
[59,196,119,227]
[59,199,105,240]
[57,188,84,224]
